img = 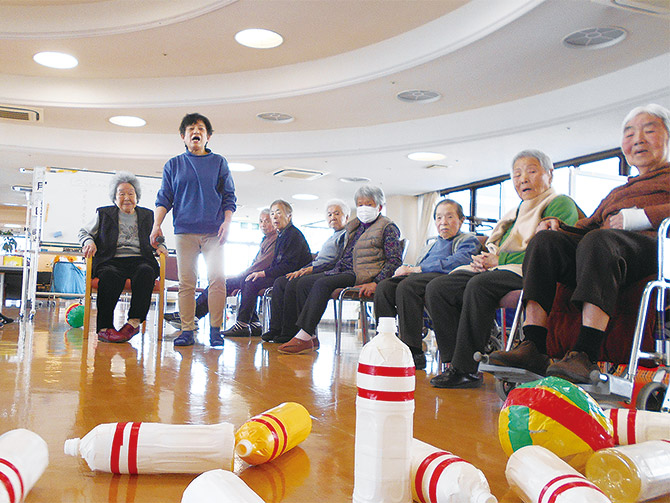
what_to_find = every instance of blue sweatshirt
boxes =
[417,232,481,274]
[155,148,237,234]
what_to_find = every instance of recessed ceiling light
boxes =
[228,162,255,172]
[339,176,371,183]
[235,28,283,49]
[408,152,446,162]
[396,90,441,103]
[562,27,627,50]
[292,193,319,201]
[33,51,78,69]
[257,112,294,123]
[109,116,146,127]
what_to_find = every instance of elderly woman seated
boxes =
[427,149,581,388]
[79,172,166,343]
[277,185,403,354]
[489,104,670,383]
[374,199,480,369]
[262,199,349,343]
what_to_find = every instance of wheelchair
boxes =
[476,217,670,410]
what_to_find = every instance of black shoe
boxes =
[0,314,14,324]
[487,340,551,376]
[222,322,251,337]
[249,322,262,337]
[164,312,180,323]
[274,334,293,344]
[430,367,482,389]
[412,352,427,371]
[261,329,281,342]
[546,351,599,384]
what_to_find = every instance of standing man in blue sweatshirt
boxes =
[151,113,237,347]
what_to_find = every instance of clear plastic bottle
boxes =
[0,429,49,503]
[181,469,264,503]
[234,402,312,465]
[353,316,415,503]
[64,421,234,474]
[411,438,497,503]
[605,408,670,445]
[506,445,611,503]
[585,439,670,503]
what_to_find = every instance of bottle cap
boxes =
[63,438,80,456]
[474,492,497,503]
[235,439,253,457]
[376,317,396,334]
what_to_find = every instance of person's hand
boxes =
[157,245,168,257]
[606,212,624,229]
[286,266,312,280]
[358,282,377,297]
[536,217,560,232]
[218,220,231,244]
[246,271,265,282]
[471,252,498,272]
[82,241,97,258]
[393,265,419,277]
[150,226,163,248]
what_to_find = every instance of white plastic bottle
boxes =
[353,316,415,503]
[585,439,670,503]
[506,445,611,503]
[0,429,49,503]
[181,469,264,503]
[411,438,497,503]
[605,408,670,445]
[64,421,234,474]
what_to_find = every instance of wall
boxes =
[385,194,419,264]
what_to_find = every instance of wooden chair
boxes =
[82,254,166,339]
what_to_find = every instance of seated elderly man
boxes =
[79,172,167,343]
[374,199,480,370]
[262,199,349,343]
[488,104,670,383]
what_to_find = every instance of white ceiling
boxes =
[0,0,669,224]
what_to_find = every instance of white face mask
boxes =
[356,206,379,224]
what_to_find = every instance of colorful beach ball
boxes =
[499,376,614,468]
[65,303,85,328]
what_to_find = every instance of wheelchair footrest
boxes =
[478,363,544,382]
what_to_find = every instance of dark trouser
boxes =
[95,256,158,332]
[374,273,443,353]
[269,275,303,336]
[195,275,259,322]
[295,272,356,336]
[425,269,522,374]
[236,276,275,324]
[523,228,658,318]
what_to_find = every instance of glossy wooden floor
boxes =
[0,303,624,503]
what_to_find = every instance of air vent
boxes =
[273,168,325,181]
[257,112,294,123]
[563,27,627,49]
[396,90,441,103]
[339,176,371,183]
[0,105,43,122]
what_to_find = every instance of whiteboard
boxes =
[41,170,175,248]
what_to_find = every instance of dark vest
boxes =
[92,205,160,277]
[346,215,393,284]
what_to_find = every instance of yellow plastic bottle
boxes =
[234,402,312,465]
[585,440,670,503]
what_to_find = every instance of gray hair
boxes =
[109,171,141,202]
[325,198,350,217]
[270,199,293,217]
[354,185,385,207]
[511,149,553,175]
[259,208,271,217]
[622,103,670,136]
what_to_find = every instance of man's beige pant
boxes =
[175,234,225,331]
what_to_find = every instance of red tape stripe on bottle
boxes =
[538,474,604,503]
[414,451,465,503]
[0,459,22,503]
[357,388,414,401]
[250,418,285,462]
[110,422,142,474]
[358,363,415,377]
[610,409,638,445]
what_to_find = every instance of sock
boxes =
[522,325,548,354]
[573,326,606,362]
[294,329,313,341]
[210,326,221,336]
[128,319,140,329]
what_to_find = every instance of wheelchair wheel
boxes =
[484,325,504,354]
[494,379,517,401]
[636,381,667,411]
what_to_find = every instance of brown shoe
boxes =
[278,337,319,354]
[98,323,139,343]
[487,340,550,376]
[546,351,599,384]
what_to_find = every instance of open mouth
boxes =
[191,135,201,142]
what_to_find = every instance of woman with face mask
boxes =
[277,185,403,354]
